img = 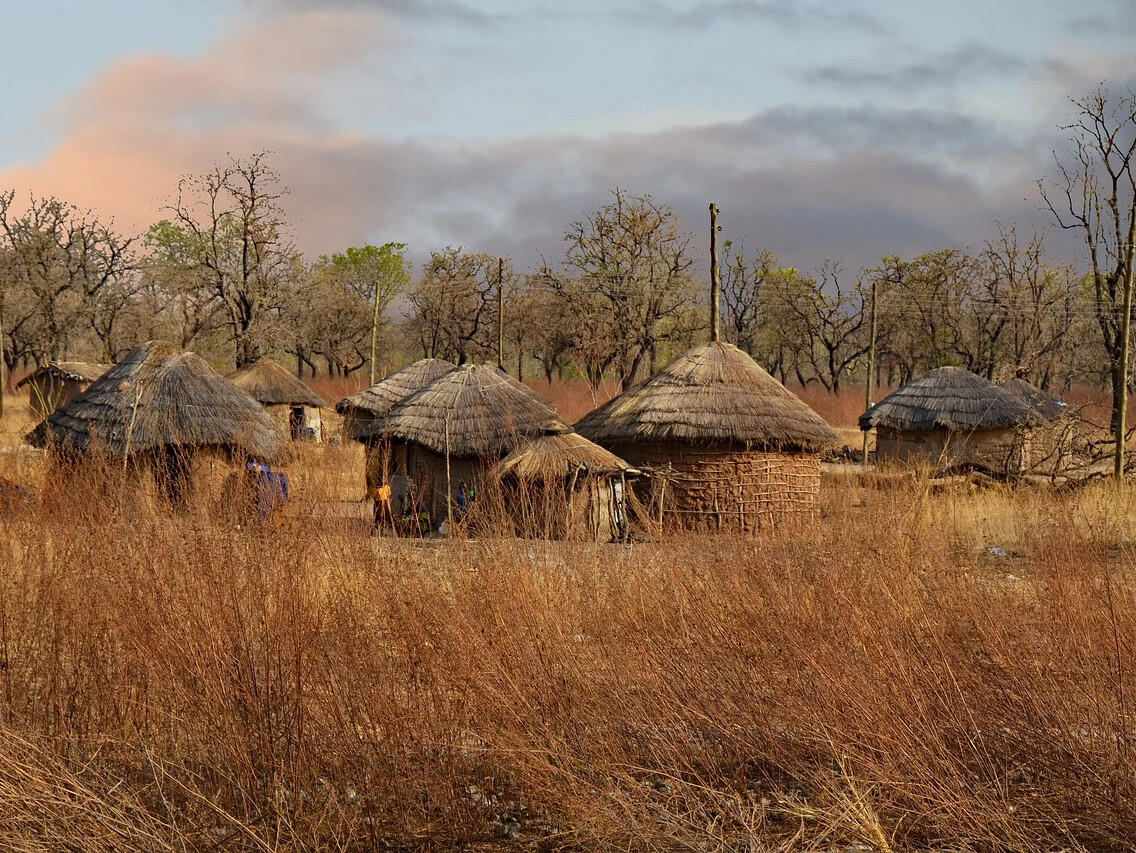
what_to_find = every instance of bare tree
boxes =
[1040,87,1136,475]
[408,248,499,364]
[160,152,299,368]
[563,189,698,390]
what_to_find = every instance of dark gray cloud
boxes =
[621,0,886,35]
[259,103,1067,277]
[804,42,1027,92]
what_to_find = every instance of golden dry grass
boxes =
[4,388,1136,851]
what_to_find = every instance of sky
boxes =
[1,0,1134,274]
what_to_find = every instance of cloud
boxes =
[0,7,1082,277]
[621,0,886,36]
[804,42,1027,92]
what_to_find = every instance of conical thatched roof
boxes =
[860,367,1042,432]
[575,342,838,452]
[16,361,111,388]
[375,363,559,457]
[1000,378,1069,422]
[499,421,633,480]
[335,358,455,423]
[229,358,326,408]
[28,341,286,462]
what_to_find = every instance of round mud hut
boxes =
[860,367,1043,475]
[497,421,637,543]
[229,358,327,442]
[575,341,839,534]
[17,361,111,418]
[28,340,285,505]
[1000,377,1077,474]
[375,363,559,528]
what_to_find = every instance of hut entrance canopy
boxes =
[376,363,559,526]
[575,342,838,533]
[27,341,286,506]
[229,358,327,442]
[860,367,1044,475]
[497,420,638,542]
[17,362,111,418]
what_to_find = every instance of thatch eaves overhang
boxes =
[575,342,838,453]
[27,341,286,463]
[860,367,1043,433]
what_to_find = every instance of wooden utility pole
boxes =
[497,257,505,370]
[1115,237,1136,484]
[0,278,5,418]
[862,278,878,467]
[368,278,381,386]
[709,203,720,343]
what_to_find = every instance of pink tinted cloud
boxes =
[0,8,388,241]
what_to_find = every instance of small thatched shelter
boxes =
[28,341,285,504]
[1000,377,1076,474]
[576,342,838,533]
[498,421,637,542]
[17,362,111,418]
[373,363,559,526]
[229,358,327,442]
[860,367,1044,475]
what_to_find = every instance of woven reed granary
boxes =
[28,341,285,504]
[497,421,637,542]
[17,361,110,418]
[375,363,558,526]
[338,358,456,493]
[575,341,838,533]
[860,367,1044,475]
[1000,377,1076,474]
[229,358,327,442]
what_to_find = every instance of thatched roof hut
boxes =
[375,363,559,526]
[378,363,558,456]
[1000,378,1076,474]
[336,358,455,441]
[499,421,633,480]
[497,421,635,542]
[229,358,326,442]
[860,367,1046,475]
[29,340,285,465]
[1000,378,1069,422]
[576,342,838,533]
[17,361,111,418]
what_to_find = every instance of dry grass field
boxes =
[2,383,1136,851]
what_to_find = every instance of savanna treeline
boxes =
[2,89,1134,416]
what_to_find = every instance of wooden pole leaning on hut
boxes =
[862,278,878,467]
[1116,236,1136,486]
[497,257,505,371]
[709,203,721,343]
[445,415,453,526]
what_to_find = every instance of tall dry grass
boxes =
[1,422,1136,851]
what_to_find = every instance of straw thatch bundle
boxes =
[860,367,1042,432]
[576,342,838,451]
[17,362,110,388]
[336,358,455,439]
[1000,378,1069,422]
[28,340,285,463]
[377,363,558,457]
[499,421,633,480]
[228,358,326,408]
